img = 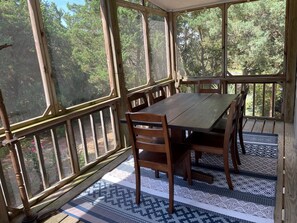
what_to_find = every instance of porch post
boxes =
[106,0,130,147]
[284,0,297,122]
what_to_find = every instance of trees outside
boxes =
[118,6,147,89]
[148,15,168,81]
[41,0,111,108]
[175,0,285,118]
[176,7,223,77]
[0,0,46,123]
[176,0,285,78]
[0,0,112,123]
[228,0,285,75]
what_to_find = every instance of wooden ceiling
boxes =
[147,0,243,11]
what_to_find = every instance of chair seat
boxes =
[139,143,189,165]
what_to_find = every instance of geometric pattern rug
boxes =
[60,132,278,223]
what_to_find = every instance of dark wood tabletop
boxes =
[139,93,238,132]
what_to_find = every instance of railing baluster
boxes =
[78,118,88,165]
[66,120,79,174]
[100,110,109,153]
[15,142,32,199]
[111,105,121,148]
[109,107,117,150]
[34,135,49,189]
[50,129,63,180]
[272,83,276,117]
[90,114,100,158]
[0,155,11,206]
[262,83,266,116]
[252,83,256,117]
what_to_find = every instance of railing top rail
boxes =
[179,76,286,84]
[0,97,121,142]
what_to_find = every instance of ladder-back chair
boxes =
[127,92,149,112]
[125,112,192,213]
[148,86,166,104]
[186,98,240,190]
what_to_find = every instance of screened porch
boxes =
[0,0,297,222]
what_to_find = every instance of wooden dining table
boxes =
[124,92,238,183]
[140,92,237,131]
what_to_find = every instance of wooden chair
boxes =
[127,91,160,178]
[125,112,192,213]
[197,79,222,94]
[186,98,240,190]
[148,86,166,104]
[212,84,249,157]
[127,92,149,112]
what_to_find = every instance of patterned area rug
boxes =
[60,132,278,223]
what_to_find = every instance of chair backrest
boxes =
[197,79,222,94]
[223,96,241,150]
[149,86,166,104]
[125,112,172,171]
[127,92,149,112]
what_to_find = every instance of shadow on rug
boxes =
[60,132,278,223]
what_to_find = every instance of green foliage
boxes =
[118,6,146,89]
[0,146,10,159]
[0,0,46,123]
[228,0,285,75]
[176,7,223,77]
[41,0,110,107]
[176,0,285,77]
[149,15,168,81]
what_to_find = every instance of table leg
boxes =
[170,128,186,143]
[191,169,213,184]
[171,128,214,184]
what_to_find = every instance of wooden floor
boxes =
[11,119,297,223]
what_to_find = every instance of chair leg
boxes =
[234,130,241,165]
[223,152,233,190]
[230,138,239,173]
[155,170,160,178]
[185,152,192,185]
[194,151,202,165]
[238,117,246,154]
[168,172,174,214]
[135,166,141,204]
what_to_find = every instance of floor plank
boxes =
[252,119,265,133]
[284,123,297,223]
[43,212,68,223]
[37,149,131,221]
[242,118,255,132]
[262,120,275,134]
[60,215,80,223]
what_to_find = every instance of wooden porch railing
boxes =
[0,98,121,220]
